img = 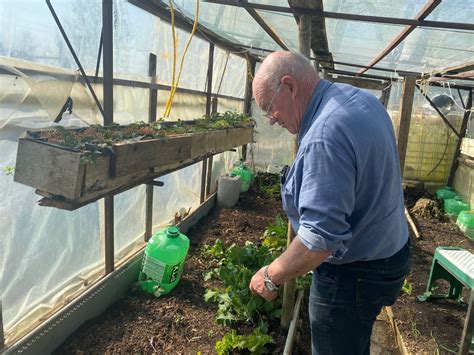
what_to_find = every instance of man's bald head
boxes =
[253,51,319,108]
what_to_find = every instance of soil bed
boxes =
[55,176,311,354]
[54,183,473,354]
[395,186,474,354]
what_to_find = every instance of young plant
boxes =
[215,328,274,355]
[203,240,282,326]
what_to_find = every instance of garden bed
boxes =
[14,114,253,210]
[51,175,410,354]
[54,177,298,354]
[396,185,474,354]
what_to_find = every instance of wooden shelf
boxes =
[14,126,253,210]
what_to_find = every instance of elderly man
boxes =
[249,51,410,355]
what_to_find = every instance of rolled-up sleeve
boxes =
[296,141,355,260]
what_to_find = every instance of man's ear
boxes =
[281,75,297,98]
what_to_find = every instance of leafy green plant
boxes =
[401,278,412,295]
[203,240,281,326]
[262,214,287,250]
[215,328,274,355]
[254,172,280,198]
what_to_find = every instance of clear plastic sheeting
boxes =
[326,20,405,66]
[173,0,285,53]
[0,1,248,345]
[251,102,294,170]
[378,27,474,73]
[387,84,468,183]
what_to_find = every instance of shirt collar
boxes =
[297,79,332,145]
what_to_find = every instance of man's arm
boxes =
[249,236,331,301]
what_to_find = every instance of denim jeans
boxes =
[309,241,410,355]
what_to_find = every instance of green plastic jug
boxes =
[435,186,458,201]
[232,162,254,192]
[456,210,474,240]
[444,196,470,217]
[138,225,190,297]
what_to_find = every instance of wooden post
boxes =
[200,159,207,204]
[206,155,214,197]
[459,289,474,355]
[380,83,392,108]
[205,43,215,118]
[397,75,416,175]
[447,89,472,186]
[242,57,256,161]
[281,13,311,330]
[145,53,158,241]
[0,300,4,351]
[103,0,114,274]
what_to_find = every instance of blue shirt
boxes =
[282,79,409,264]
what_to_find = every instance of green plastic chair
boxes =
[418,247,474,353]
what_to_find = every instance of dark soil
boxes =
[394,185,474,354]
[55,177,310,354]
[54,183,474,354]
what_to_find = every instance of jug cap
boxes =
[166,225,180,237]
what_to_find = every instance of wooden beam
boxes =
[129,0,258,61]
[206,43,215,117]
[328,74,387,91]
[447,90,472,186]
[204,0,474,31]
[397,76,417,174]
[205,155,214,197]
[200,159,207,204]
[240,0,289,50]
[429,61,474,77]
[103,0,114,275]
[459,289,474,355]
[242,57,256,161]
[380,83,392,108]
[281,12,310,329]
[145,53,158,242]
[358,0,441,75]
[283,289,304,355]
[405,207,422,239]
[0,300,4,351]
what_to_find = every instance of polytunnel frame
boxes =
[3,0,474,353]
[0,1,254,353]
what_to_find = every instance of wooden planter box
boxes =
[14,126,253,210]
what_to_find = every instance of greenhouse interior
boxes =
[1,0,474,354]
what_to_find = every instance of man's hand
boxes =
[249,266,279,301]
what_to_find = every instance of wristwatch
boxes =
[263,265,278,292]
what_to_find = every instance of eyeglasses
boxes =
[263,83,281,120]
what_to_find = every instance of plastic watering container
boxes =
[232,162,254,192]
[444,196,470,217]
[435,186,458,201]
[456,210,474,240]
[139,225,190,297]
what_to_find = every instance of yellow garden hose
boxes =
[163,0,200,118]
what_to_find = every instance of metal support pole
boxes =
[46,0,105,119]
[145,53,158,241]
[416,84,461,139]
[103,0,114,274]
[448,90,473,186]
